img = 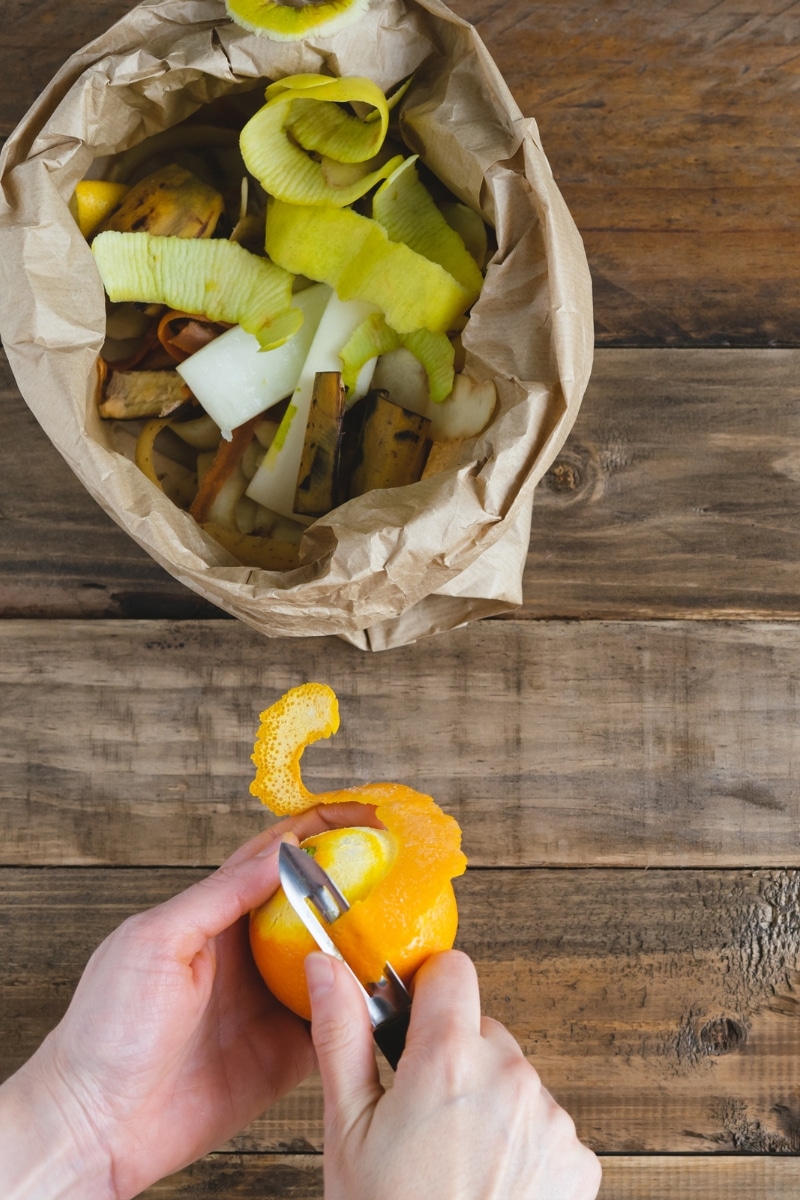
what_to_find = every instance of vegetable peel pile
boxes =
[81,67,498,572]
[249,682,467,1017]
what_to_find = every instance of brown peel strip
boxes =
[189,414,262,525]
[157,309,231,362]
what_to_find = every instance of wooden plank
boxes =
[524,349,800,619]
[4,617,800,868]
[2,349,799,621]
[141,1154,800,1199]
[3,867,800,1154]
[4,614,800,868]
[455,0,800,347]
[0,2,132,138]
[3,1,799,346]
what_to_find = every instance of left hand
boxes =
[13,803,377,1200]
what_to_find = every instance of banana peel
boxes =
[293,371,347,517]
[99,369,191,419]
[98,163,224,239]
[344,390,431,498]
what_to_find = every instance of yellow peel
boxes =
[70,180,129,240]
[250,682,340,815]
[135,418,173,489]
[240,76,398,207]
[266,200,471,334]
[92,231,302,351]
[226,0,368,41]
[248,682,468,990]
[373,156,484,301]
[340,313,455,403]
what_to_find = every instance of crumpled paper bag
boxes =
[0,0,593,651]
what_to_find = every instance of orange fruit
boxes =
[248,683,467,1019]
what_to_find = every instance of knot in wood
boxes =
[540,445,592,502]
[698,1016,747,1056]
[545,459,581,493]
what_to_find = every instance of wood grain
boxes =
[524,349,800,619]
[5,617,800,869]
[3,866,800,1155]
[3,349,799,621]
[141,1153,800,1199]
[596,1157,800,1200]
[3,0,799,345]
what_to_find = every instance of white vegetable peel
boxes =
[176,283,331,439]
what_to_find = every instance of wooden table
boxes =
[2,1,800,1196]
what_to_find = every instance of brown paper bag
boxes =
[0,0,593,650]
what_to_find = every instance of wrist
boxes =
[0,1033,115,1200]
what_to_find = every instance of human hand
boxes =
[0,802,378,1200]
[306,948,602,1200]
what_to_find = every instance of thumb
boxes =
[305,953,383,1134]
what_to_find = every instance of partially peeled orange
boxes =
[249,683,466,1020]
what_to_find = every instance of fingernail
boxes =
[305,952,335,999]
[256,832,298,859]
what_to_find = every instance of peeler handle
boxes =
[372,1009,411,1070]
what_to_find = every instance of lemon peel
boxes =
[70,180,128,240]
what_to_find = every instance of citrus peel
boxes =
[249,682,467,1014]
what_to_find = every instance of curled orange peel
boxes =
[250,681,341,816]
[249,682,467,987]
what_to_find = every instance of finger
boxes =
[480,1013,530,1056]
[407,949,483,1045]
[306,953,383,1133]
[134,832,291,962]
[148,802,384,953]
[221,801,382,870]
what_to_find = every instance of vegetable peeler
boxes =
[278,840,412,1069]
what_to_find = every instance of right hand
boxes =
[305,948,602,1200]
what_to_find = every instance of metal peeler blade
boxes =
[278,840,411,1069]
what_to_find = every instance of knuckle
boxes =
[312,1009,359,1058]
